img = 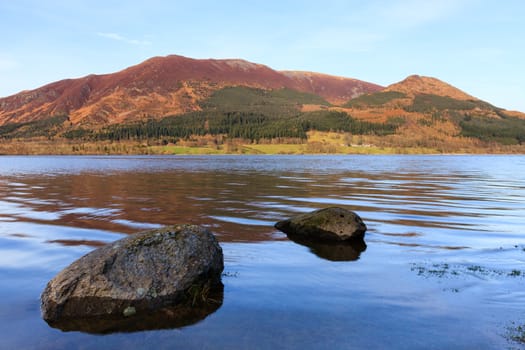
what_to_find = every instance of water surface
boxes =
[0,155,524,349]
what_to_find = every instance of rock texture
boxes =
[41,224,224,327]
[275,207,367,241]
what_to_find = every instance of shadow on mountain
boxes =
[45,283,224,334]
[288,235,367,261]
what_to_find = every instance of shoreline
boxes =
[1,145,524,156]
[1,133,524,156]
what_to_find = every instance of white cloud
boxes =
[97,32,151,46]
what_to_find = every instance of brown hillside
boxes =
[0,55,381,126]
[281,71,383,105]
[384,75,476,100]
[505,110,525,119]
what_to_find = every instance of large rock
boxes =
[41,224,223,332]
[275,207,367,241]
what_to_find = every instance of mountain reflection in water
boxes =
[0,155,524,349]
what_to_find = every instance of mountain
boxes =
[0,54,524,153]
[344,75,483,110]
[341,74,525,148]
[0,54,382,126]
[384,75,475,100]
[281,71,381,105]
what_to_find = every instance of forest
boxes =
[67,110,401,142]
[1,86,525,149]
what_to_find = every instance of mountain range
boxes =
[0,54,524,153]
[0,55,381,126]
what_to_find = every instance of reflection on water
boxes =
[46,284,224,334]
[287,235,367,261]
[1,155,525,349]
[2,156,524,249]
[46,239,108,248]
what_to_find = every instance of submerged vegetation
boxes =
[410,262,524,280]
[508,323,525,345]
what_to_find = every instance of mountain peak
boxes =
[137,54,268,72]
[0,54,381,125]
[385,75,476,100]
[281,71,350,80]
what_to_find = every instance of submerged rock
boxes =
[275,207,367,241]
[41,224,224,332]
[47,284,224,334]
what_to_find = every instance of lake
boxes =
[0,155,524,349]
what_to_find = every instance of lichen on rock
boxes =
[275,207,367,241]
[40,224,224,333]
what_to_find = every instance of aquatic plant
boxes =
[509,270,522,277]
[507,322,525,344]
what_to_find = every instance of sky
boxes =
[1,0,524,111]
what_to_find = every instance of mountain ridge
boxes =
[384,75,476,100]
[0,54,383,126]
[1,54,525,154]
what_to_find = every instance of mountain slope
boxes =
[1,56,524,153]
[384,75,475,100]
[281,71,381,105]
[0,55,382,126]
[341,74,525,147]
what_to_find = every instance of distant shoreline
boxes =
[1,138,524,156]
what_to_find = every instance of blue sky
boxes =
[1,0,524,111]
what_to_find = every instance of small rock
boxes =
[275,207,366,241]
[41,224,224,327]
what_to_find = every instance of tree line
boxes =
[64,110,401,142]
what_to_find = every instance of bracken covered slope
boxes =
[384,75,476,100]
[0,55,383,126]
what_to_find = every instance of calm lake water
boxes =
[0,155,524,349]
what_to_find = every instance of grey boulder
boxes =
[41,224,224,331]
[275,207,367,241]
